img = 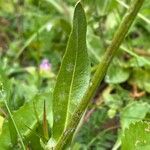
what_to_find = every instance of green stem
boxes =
[116,0,150,25]
[54,0,145,149]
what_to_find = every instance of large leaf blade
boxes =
[52,2,90,141]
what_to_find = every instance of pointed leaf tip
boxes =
[74,1,85,17]
[75,1,82,8]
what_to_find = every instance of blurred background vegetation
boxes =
[0,0,150,149]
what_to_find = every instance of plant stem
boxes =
[54,0,145,149]
[116,0,150,25]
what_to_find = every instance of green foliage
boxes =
[130,68,150,93]
[73,108,117,150]
[52,2,90,143]
[122,121,150,150]
[0,0,149,149]
[0,93,52,150]
[106,60,130,84]
[121,102,150,130]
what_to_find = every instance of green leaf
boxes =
[52,2,90,142]
[102,86,130,110]
[122,121,150,150]
[130,68,150,93]
[113,102,150,150]
[105,61,130,84]
[121,101,150,130]
[0,93,52,150]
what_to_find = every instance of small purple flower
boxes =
[40,59,51,71]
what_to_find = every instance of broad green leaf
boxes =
[0,93,52,150]
[52,2,90,142]
[102,86,130,110]
[121,101,150,130]
[113,102,150,150]
[122,121,150,150]
[130,68,150,93]
[105,62,130,84]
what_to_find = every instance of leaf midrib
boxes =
[65,20,79,129]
